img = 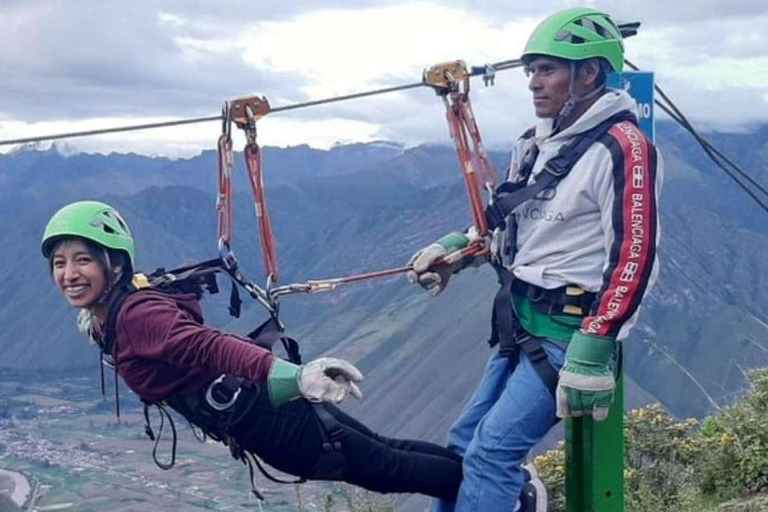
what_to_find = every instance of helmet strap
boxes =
[84,248,125,337]
[555,61,607,129]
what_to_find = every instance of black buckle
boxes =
[518,337,548,363]
[485,202,507,231]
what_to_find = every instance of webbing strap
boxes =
[489,264,517,354]
[486,172,559,230]
[488,269,560,396]
[518,336,559,397]
[142,402,178,471]
[444,92,498,235]
[510,280,597,316]
[486,110,637,231]
[246,316,302,364]
[244,141,280,282]
[311,403,347,479]
[216,132,234,246]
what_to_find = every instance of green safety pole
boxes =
[565,373,625,512]
[564,70,655,512]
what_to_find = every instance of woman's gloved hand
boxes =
[268,357,364,407]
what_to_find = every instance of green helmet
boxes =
[42,201,135,268]
[522,7,624,73]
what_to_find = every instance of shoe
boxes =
[519,463,547,512]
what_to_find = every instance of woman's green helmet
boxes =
[522,7,624,73]
[42,201,135,268]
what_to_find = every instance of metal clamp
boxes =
[229,96,271,129]
[423,61,471,94]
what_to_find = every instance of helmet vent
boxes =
[113,214,129,233]
[591,19,613,39]
[555,29,585,45]
[89,217,116,234]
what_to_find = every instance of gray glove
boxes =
[268,357,364,407]
[407,231,478,296]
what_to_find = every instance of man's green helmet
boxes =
[522,7,624,73]
[42,201,135,268]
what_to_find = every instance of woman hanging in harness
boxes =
[41,200,462,501]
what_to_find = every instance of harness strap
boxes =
[142,401,178,471]
[486,171,559,231]
[247,316,302,364]
[311,403,347,480]
[488,272,559,396]
[518,335,560,397]
[510,280,597,316]
[485,110,637,231]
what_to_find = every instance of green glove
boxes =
[406,232,473,296]
[556,330,616,421]
[268,358,364,408]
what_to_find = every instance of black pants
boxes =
[214,383,463,501]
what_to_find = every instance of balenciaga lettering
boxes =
[583,122,656,338]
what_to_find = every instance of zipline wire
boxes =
[624,59,768,215]
[0,59,522,147]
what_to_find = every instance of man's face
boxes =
[525,56,572,118]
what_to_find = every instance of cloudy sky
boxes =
[1,0,766,157]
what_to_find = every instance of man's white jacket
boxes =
[506,89,664,341]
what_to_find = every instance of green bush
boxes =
[534,369,768,511]
[625,404,702,510]
[698,369,768,499]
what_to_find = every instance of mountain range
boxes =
[2,122,768,441]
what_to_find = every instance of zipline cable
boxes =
[0,59,522,148]
[625,59,768,214]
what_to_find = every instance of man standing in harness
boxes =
[407,7,663,512]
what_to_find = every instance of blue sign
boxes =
[607,71,655,142]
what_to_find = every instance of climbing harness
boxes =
[486,110,637,396]
[99,266,347,499]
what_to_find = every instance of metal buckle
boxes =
[205,375,241,412]
[218,238,238,272]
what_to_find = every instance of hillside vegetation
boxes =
[536,368,768,511]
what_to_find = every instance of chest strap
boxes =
[485,110,637,231]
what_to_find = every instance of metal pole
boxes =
[565,69,655,512]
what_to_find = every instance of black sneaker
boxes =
[519,463,547,512]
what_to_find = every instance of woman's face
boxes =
[52,239,108,309]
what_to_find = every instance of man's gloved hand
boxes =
[556,330,616,421]
[268,357,364,407]
[406,232,472,296]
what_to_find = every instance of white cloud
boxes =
[238,3,537,97]
[0,1,767,156]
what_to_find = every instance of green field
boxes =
[0,374,342,511]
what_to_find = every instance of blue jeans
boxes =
[432,339,566,512]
